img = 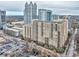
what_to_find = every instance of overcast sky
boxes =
[0,1,79,15]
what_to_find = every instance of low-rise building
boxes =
[4,27,20,37]
[11,21,24,28]
[3,24,22,37]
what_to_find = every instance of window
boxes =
[51,24,53,38]
[41,22,43,36]
[45,37,49,45]
[55,24,58,31]
[57,31,60,48]
[36,22,38,40]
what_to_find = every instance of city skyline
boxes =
[0,1,79,15]
[0,1,78,57]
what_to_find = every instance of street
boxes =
[75,29,79,56]
[0,30,35,57]
[62,29,77,57]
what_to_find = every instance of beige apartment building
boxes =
[23,19,68,48]
[23,24,31,40]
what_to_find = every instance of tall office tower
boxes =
[33,3,37,19]
[38,9,52,21]
[24,2,37,24]
[0,10,6,29]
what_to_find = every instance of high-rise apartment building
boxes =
[38,9,52,21]
[23,18,68,48]
[24,2,37,24]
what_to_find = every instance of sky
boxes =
[0,1,79,15]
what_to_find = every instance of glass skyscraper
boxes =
[24,2,37,24]
[0,10,6,29]
[38,9,52,21]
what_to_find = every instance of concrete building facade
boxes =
[23,19,68,48]
[23,25,31,40]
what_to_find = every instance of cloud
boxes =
[6,11,23,16]
[0,1,79,15]
[0,1,25,11]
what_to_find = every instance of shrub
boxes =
[56,47,65,53]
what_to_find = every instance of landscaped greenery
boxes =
[55,47,65,53]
